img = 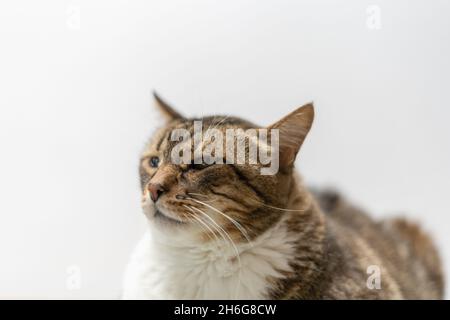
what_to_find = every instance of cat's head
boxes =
[140,92,314,243]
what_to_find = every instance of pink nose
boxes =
[147,183,164,202]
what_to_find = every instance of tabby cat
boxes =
[122,93,444,299]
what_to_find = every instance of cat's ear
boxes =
[267,103,314,168]
[153,91,184,121]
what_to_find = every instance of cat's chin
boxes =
[154,209,186,225]
[142,198,186,226]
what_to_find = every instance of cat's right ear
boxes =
[153,91,184,121]
[267,103,314,168]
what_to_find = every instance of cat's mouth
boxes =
[154,209,186,225]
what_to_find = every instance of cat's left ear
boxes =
[267,103,314,168]
[153,91,184,121]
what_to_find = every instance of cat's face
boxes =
[139,93,314,243]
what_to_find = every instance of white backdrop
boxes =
[0,0,449,299]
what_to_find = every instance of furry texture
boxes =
[122,215,298,299]
[122,94,444,299]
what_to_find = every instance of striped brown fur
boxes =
[138,93,444,299]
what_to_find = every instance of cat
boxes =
[122,92,444,299]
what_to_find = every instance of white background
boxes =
[0,0,449,299]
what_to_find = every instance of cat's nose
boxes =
[147,183,165,202]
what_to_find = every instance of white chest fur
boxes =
[122,219,296,299]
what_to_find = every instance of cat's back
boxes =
[314,190,444,299]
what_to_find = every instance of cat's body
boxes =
[123,180,443,299]
[122,93,443,299]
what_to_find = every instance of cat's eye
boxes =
[149,156,160,168]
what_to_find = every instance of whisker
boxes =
[189,206,236,248]
[242,193,309,212]
[186,206,233,253]
[256,201,307,212]
[187,192,209,198]
[211,115,229,131]
[185,214,216,243]
[189,206,242,299]
[183,205,221,244]
[187,192,219,203]
[190,198,253,245]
